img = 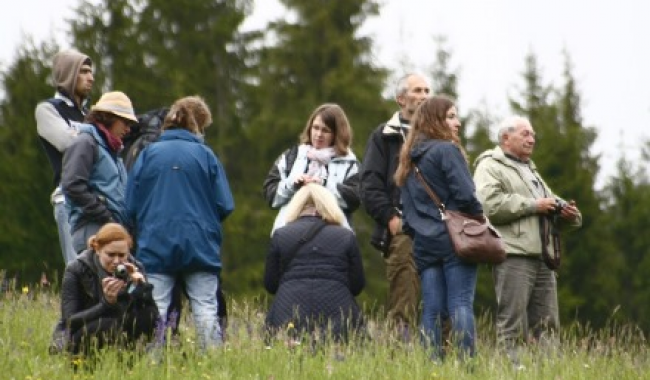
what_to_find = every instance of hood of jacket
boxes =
[409,138,447,162]
[159,128,204,144]
[76,249,103,276]
[52,50,92,105]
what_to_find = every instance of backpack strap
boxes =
[284,144,299,178]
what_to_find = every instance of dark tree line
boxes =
[0,0,648,332]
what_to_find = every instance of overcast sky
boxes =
[2,0,649,187]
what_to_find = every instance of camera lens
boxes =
[114,264,128,281]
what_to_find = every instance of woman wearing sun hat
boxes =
[62,91,138,254]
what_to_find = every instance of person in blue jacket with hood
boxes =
[62,91,137,254]
[125,95,234,351]
[394,95,484,361]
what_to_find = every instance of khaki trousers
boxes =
[384,232,420,327]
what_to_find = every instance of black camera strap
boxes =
[539,215,561,270]
[525,164,562,271]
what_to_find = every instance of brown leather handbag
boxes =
[414,167,506,265]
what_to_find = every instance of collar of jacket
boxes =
[160,128,204,144]
[382,111,410,135]
[54,90,89,112]
[474,145,538,171]
[77,123,122,153]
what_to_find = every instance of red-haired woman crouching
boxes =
[59,222,159,355]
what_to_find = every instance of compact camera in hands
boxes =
[113,264,130,282]
[113,264,145,296]
[551,198,569,215]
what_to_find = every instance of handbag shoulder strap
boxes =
[414,166,445,212]
[284,219,328,270]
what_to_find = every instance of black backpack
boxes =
[122,108,169,171]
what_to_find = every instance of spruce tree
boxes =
[247,0,389,168]
[0,41,63,279]
[604,151,650,330]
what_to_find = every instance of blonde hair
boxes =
[284,184,346,225]
[162,96,212,135]
[87,222,133,251]
[298,103,352,156]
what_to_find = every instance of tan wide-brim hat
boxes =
[91,91,138,122]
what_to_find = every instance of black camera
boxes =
[113,264,129,281]
[551,198,568,215]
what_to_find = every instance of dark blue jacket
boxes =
[125,129,234,274]
[401,139,483,271]
[264,216,365,337]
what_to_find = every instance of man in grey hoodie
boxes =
[35,50,94,265]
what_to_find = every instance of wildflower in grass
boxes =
[71,356,83,367]
[22,285,29,294]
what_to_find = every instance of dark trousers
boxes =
[69,305,158,355]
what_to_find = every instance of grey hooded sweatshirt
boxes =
[35,50,92,187]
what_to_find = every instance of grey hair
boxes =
[394,73,428,99]
[497,115,529,144]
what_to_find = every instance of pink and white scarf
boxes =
[306,146,336,180]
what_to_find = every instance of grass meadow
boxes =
[1,285,648,380]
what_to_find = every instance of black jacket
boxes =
[61,249,157,332]
[264,216,365,336]
[359,112,409,251]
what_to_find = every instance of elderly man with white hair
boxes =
[473,116,582,367]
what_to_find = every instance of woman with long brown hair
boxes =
[394,95,484,360]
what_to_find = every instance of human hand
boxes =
[294,175,322,188]
[293,174,309,189]
[304,176,324,185]
[102,277,126,304]
[122,262,144,284]
[560,200,579,221]
[535,197,559,214]
[388,215,402,236]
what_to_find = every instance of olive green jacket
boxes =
[473,146,582,257]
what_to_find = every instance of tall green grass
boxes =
[1,288,647,380]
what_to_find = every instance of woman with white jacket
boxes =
[263,103,360,235]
